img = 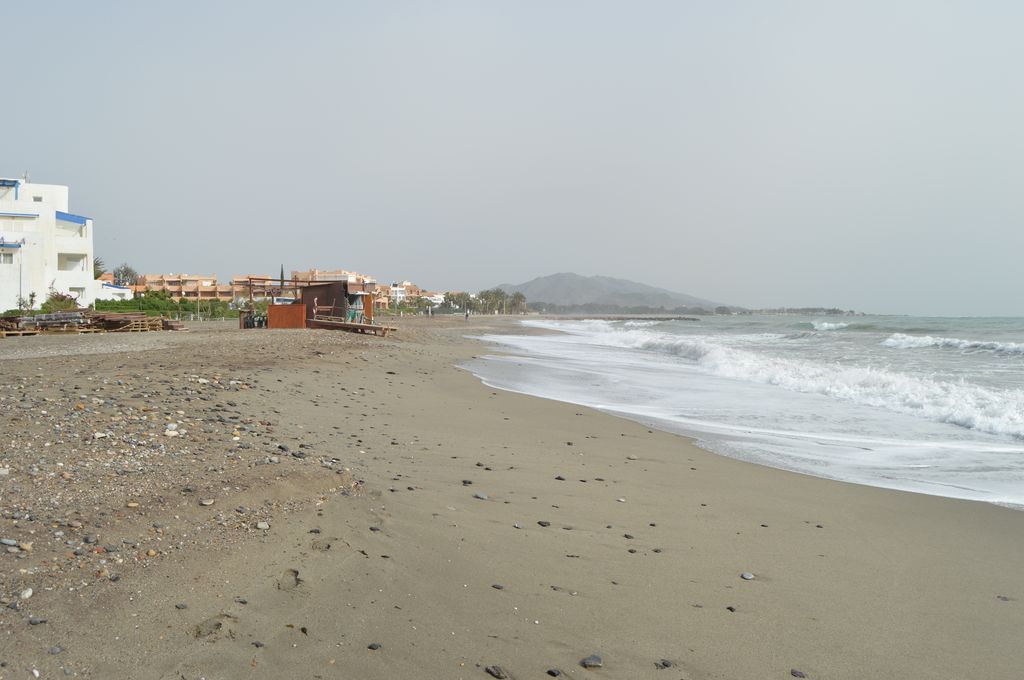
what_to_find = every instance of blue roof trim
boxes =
[0,211,38,218]
[0,179,19,187]
[56,211,90,225]
[101,283,131,291]
[0,243,22,249]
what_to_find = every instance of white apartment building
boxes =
[389,282,408,304]
[0,177,95,311]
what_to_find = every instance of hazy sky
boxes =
[4,2,1022,315]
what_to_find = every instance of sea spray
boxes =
[883,333,1024,355]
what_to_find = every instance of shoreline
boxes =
[469,316,1024,510]
[1,317,1020,679]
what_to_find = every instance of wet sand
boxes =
[1,317,1021,679]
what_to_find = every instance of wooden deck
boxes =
[310,315,396,337]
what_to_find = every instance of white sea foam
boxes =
[813,321,849,331]
[522,321,1024,439]
[883,333,1024,355]
[473,317,1024,506]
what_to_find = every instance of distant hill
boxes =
[497,273,724,311]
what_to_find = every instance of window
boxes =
[69,287,85,300]
[0,252,12,264]
[33,196,43,202]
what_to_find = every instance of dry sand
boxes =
[0,317,1021,679]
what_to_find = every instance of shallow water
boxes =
[466,315,1024,508]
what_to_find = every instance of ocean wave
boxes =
[551,325,1024,439]
[883,333,1024,355]
[812,321,849,331]
[623,320,660,328]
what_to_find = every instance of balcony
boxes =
[57,252,88,272]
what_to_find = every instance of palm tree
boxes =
[93,256,106,279]
[510,292,526,313]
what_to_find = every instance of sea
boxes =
[465,316,1024,508]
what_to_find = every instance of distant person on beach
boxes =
[465,310,469,320]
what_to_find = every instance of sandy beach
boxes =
[0,317,1021,679]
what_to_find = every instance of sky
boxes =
[3,1,1023,315]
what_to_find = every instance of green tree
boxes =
[408,296,432,311]
[476,288,509,314]
[443,291,471,311]
[509,291,527,313]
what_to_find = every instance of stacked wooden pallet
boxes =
[84,311,164,332]
[3,310,186,337]
[1,315,39,337]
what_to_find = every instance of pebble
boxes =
[29,617,47,625]
[537,521,551,527]
[617,498,626,503]
[473,492,489,500]
[555,475,566,481]
[20,588,32,600]
[485,666,510,679]
[491,584,505,590]
[627,455,638,460]
[48,646,64,655]
[0,539,17,547]
[175,603,188,610]
[656,659,673,669]
[547,671,563,678]
[252,641,265,648]
[199,499,215,506]
[256,521,270,530]
[791,670,807,678]
[580,654,603,668]
[367,642,381,650]
[741,572,755,581]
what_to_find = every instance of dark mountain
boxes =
[497,273,723,310]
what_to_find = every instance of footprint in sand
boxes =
[311,538,333,552]
[191,613,238,641]
[277,568,302,591]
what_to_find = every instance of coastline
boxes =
[1,317,1020,679]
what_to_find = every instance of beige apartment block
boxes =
[291,268,376,284]
[137,273,234,302]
